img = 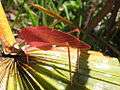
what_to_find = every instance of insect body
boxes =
[19,26,90,49]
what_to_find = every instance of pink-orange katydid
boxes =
[19,26,91,83]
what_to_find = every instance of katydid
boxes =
[19,26,91,84]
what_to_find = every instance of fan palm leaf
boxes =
[0,47,76,90]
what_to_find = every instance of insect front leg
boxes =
[21,44,30,64]
[21,44,38,64]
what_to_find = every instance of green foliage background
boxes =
[1,0,120,58]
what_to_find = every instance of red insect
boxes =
[19,26,91,83]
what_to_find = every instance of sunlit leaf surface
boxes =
[0,2,16,47]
